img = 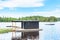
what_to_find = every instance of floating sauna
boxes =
[12,20,39,39]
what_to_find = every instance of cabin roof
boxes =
[12,20,39,22]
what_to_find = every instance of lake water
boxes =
[0,22,60,40]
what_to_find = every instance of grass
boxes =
[0,28,12,34]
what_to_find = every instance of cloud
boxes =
[0,9,60,18]
[0,12,33,18]
[0,0,44,9]
[32,9,60,17]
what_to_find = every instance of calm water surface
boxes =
[0,22,60,40]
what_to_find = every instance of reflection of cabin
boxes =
[12,20,39,39]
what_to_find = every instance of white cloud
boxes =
[0,9,60,18]
[0,6,3,9]
[0,12,33,18]
[0,0,44,8]
[32,9,60,17]
[0,13,23,18]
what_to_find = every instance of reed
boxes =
[0,28,12,34]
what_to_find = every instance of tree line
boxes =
[57,18,60,21]
[0,16,58,22]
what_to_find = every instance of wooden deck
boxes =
[12,29,42,32]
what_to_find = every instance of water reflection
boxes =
[1,22,60,40]
[22,32,39,40]
[12,32,39,40]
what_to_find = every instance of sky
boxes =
[0,0,60,18]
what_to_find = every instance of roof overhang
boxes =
[12,20,39,22]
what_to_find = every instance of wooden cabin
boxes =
[12,20,39,39]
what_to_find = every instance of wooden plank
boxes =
[12,29,42,32]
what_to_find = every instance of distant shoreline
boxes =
[0,16,58,22]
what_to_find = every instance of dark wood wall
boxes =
[21,21,39,39]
